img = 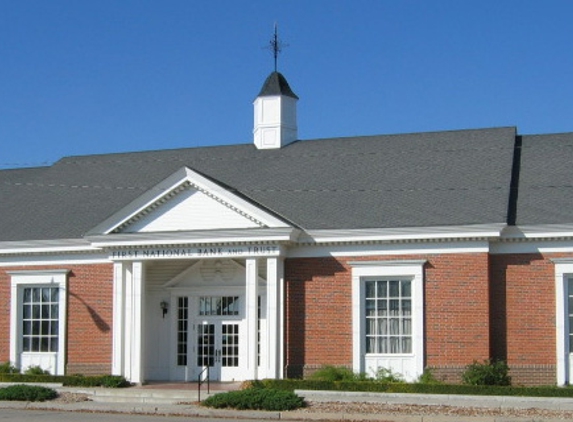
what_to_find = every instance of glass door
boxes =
[196,321,241,381]
[194,294,243,381]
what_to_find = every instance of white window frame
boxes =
[9,270,69,375]
[351,260,425,381]
[553,258,573,386]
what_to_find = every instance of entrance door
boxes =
[196,320,241,381]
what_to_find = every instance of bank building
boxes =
[1,68,573,387]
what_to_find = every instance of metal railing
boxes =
[197,366,210,402]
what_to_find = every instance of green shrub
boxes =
[461,360,511,386]
[0,373,130,388]
[61,374,130,388]
[308,365,360,382]
[252,378,573,397]
[24,365,50,376]
[98,375,131,388]
[0,362,18,374]
[375,367,405,383]
[417,368,442,384]
[0,384,57,402]
[202,388,305,411]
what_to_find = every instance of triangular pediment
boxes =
[87,167,289,235]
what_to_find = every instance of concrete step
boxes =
[59,385,231,405]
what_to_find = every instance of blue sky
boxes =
[1,1,572,168]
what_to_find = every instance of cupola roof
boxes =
[257,71,299,99]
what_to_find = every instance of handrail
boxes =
[197,366,210,402]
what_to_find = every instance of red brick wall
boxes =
[66,264,114,375]
[0,264,114,375]
[285,253,491,379]
[490,253,555,365]
[0,270,10,362]
[490,253,561,385]
[424,253,490,367]
[285,257,352,377]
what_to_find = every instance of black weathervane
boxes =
[267,23,288,72]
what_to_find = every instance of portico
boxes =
[108,244,286,384]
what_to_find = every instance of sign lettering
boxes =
[110,245,280,261]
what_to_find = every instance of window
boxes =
[351,260,425,382]
[553,258,573,386]
[9,270,68,376]
[365,279,412,354]
[199,296,239,316]
[22,287,60,353]
[177,297,188,366]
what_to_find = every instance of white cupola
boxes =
[253,71,298,149]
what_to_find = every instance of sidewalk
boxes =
[1,386,573,422]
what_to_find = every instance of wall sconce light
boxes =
[160,300,169,318]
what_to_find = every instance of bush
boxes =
[417,368,442,384]
[308,365,362,382]
[0,384,57,401]
[0,362,18,374]
[61,374,130,388]
[375,367,405,383]
[24,365,50,376]
[251,378,573,398]
[0,373,130,388]
[98,375,131,388]
[462,359,511,386]
[202,388,305,411]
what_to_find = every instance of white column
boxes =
[245,258,259,379]
[111,262,125,376]
[120,261,145,384]
[265,257,283,378]
[130,261,145,384]
[278,260,285,378]
[9,279,18,369]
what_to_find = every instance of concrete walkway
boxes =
[1,384,573,422]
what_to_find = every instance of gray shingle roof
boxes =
[515,132,573,225]
[0,126,557,242]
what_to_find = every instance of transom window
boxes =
[199,296,239,316]
[22,287,59,353]
[365,278,412,354]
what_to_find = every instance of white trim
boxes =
[348,260,428,267]
[0,239,95,255]
[278,258,285,378]
[112,263,125,376]
[245,258,259,379]
[492,240,573,255]
[0,255,110,267]
[87,167,290,236]
[302,224,505,244]
[112,261,146,384]
[553,258,573,386]
[505,224,573,239]
[351,260,425,382]
[87,228,298,249]
[288,241,490,259]
[9,270,69,375]
[108,244,285,262]
[265,257,282,378]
